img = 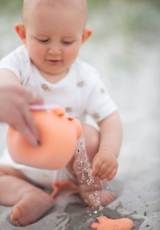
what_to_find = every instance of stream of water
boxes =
[75,135,104,213]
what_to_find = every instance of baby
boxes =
[0,0,122,227]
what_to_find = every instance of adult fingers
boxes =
[22,107,40,145]
[26,91,43,105]
[10,115,38,146]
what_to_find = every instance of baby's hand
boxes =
[92,152,118,181]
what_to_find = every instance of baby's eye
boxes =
[62,41,73,45]
[38,39,50,43]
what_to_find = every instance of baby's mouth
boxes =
[47,59,62,63]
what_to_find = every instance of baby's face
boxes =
[24,3,86,80]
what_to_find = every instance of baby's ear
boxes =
[15,24,26,44]
[81,29,92,44]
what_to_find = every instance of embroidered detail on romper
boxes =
[41,84,51,91]
[77,81,85,87]
[65,107,73,113]
[100,88,105,94]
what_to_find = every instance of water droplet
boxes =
[94,191,99,196]
[89,194,94,199]
[99,206,104,211]
[93,210,98,214]
[84,199,88,203]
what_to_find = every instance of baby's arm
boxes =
[92,111,122,181]
[0,68,21,86]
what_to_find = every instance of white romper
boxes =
[0,45,117,188]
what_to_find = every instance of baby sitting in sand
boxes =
[0,0,122,226]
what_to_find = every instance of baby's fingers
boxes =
[95,162,107,179]
[98,166,111,180]
[92,158,103,177]
[107,168,117,181]
[99,167,117,181]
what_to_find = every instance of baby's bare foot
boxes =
[80,189,116,207]
[10,189,55,226]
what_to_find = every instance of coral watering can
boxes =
[7,105,82,170]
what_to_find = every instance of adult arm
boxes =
[0,69,43,146]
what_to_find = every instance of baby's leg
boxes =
[73,125,116,207]
[0,165,54,226]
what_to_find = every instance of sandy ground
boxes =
[0,1,160,229]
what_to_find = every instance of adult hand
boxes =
[0,85,43,146]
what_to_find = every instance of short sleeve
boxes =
[86,72,117,122]
[0,46,30,83]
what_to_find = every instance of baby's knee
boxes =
[82,124,99,157]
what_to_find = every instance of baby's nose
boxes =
[48,45,61,55]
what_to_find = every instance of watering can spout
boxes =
[74,118,82,140]
[67,116,82,140]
